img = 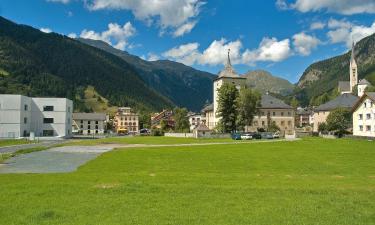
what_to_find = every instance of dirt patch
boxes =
[332,175,345,179]
[94,183,120,189]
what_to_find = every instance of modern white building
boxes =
[352,92,375,137]
[0,94,73,139]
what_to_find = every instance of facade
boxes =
[358,79,371,97]
[0,94,73,138]
[193,123,212,138]
[151,110,175,129]
[295,107,313,127]
[313,93,359,132]
[247,94,295,135]
[72,113,106,135]
[201,104,215,130]
[114,107,139,134]
[352,92,375,137]
[188,113,202,131]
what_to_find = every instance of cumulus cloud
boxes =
[47,0,203,36]
[163,37,292,66]
[79,22,136,50]
[276,0,375,15]
[326,19,375,47]
[310,21,325,30]
[293,32,320,56]
[67,33,77,38]
[40,28,52,33]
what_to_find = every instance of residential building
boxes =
[188,113,203,131]
[114,107,139,134]
[201,104,215,130]
[352,92,375,137]
[151,110,174,129]
[0,94,73,138]
[72,113,107,135]
[358,79,371,97]
[295,107,313,127]
[247,93,295,135]
[313,93,359,132]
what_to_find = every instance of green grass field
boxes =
[0,139,33,147]
[66,136,235,146]
[0,138,375,224]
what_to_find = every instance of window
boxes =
[281,112,284,116]
[88,125,91,129]
[95,125,98,129]
[88,121,91,125]
[359,125,363,131]
[43,130,54,136]
[23,130,27,137]
[95,130,98,134]
[88,130,91,134]
[43,106,54,111]
[288,112,291,116]
[24,104,28,111]
[262,121,265,126]
[261,112,265,116]
[80,125,83,129]
[281,121,285,126]
[133,122,136,126]
[359,114,363,120]
[366,126,371,131]
[95,121,98,124]
[43,118,54,124]
[288,121,292,126]
[367,114,371,120]
[24,117,27,124]
[273,112,276,116]
[80,120,83,124]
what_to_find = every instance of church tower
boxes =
[350,42,358,92]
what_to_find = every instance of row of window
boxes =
[364,101,374,108]
[119,117,137,121]
[80,125,99,129]
[359,125,375,132]
[23,105,71,112]
[358,113,375,120]
[79,120,99,124]
[120,122,137,126]
[253,120,292,127]
[260,111,292,117]
[23,117,71,124]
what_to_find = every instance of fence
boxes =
[164,133,195,138]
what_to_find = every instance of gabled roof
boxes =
[338,81,350,92]
[296,108,313,115]
[315,93,359,112]
[73,113,106,120]
[201,103,213,112]
[358,79,371,85]
[260,94,293,109]
[352,92,375,112]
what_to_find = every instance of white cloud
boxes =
[163,37,292,66]
[173,21,197,37]
[327,20,375,47]
[310,21,325,30]
[293,32,320,56]
[83,0,203,36]
[79,22,136,50]
[47,0,70,3]
[277,0,375,15]
[40,28,52,33]
[67,33,77,38]
[147,53,160,61]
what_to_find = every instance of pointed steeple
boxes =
[218,49,239,78]
[225,49,232,68]
[351,41,355,63]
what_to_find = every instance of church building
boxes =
[338,42,358,94]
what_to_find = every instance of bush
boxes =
[151,129,164,136]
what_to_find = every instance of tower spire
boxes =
[226,48,231,67]
[351,41,355,62]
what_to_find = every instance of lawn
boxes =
[0,138,375,224]
[0,139,33,147]
[65,136,235,146]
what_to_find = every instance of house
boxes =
[72,113,107,135]
[0,94,73,138]
[201,104,215,130]
[151,110,174,130]
[295,107,313,127]
[193,123,212,138]
[358,79,371,97]
[352,92,375,137]
[188,113,203,131]
[247,93,295,135]
[114,107,139,134]
[313,93,359,132]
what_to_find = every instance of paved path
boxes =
[0,139,299,174]
[0,140,68,154]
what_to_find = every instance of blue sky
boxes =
[1,0,375,83]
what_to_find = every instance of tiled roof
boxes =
[202,103,213,112]
[338,81,350,92]
[315,93,359,111]
[260,94,293,109]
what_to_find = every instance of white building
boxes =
[358,79,371,97]
[188,113,202,131]
[72,113,107,135]
[352,92,375,137]
[0,94,73,139]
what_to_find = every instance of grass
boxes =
[65,136,236,146]
[0,138,375,224]
[0,139,33,147]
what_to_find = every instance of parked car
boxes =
[273,131,280,139]
[261,132,274,139]
[231,133,242,140]
[250,132,262,139]
[140,128,150,135]
[240,133,253,140]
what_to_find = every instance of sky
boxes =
[1,0,375,83]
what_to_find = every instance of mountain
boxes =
[243,70,294,95]
[296,33,375,105]
[0,16,175,112]
[77,38,214,112]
